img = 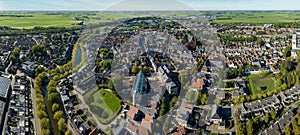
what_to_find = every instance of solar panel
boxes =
[0,77,10,97]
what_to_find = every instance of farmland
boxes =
[213,11,300,24]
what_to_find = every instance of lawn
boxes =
[84,88,122,123]
[213,11,300,24]
[248,74,276,95]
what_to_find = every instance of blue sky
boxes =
[0,0,300,11]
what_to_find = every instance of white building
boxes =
[291,34,300,57]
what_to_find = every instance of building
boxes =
[291,34,300,57]
[132,71,149,106]
[0,76,11,134]
[176,102,193,127]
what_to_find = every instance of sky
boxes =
[0,0,300,11]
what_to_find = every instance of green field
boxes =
[248,74,276,94]
[213,12,300,24]
[85,88,121,123]
[0,11,200,29]
[0,12,87,29]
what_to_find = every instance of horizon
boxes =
[1,0,300,11]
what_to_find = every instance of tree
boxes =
[41,129,50,135]
[170,96,178,108]
[283,46,292,58]
[40,118,50,130]
[264,113,270,123]
[48,92,59,104]
[32,44,46,56]
[162,116,171,134]
[65,129,71,135]
[58,118,66,132]
[37,110,47,119]
[270,109,276,120]
[236,120,246,135]
[246,120,254,135]
[35,66,45,77]
[108,80,115,91]
[52,103,59,112]
[132,66,139,74]
[54,111,63,121]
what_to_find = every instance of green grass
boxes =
[213,11,300,24]
[0,12,84,29]
[248,74,276,95]
[84,88,121,123]
[95,89,121,113]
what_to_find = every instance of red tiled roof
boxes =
[191,78,203,90]
[141,119,152,132]
[127,122,137,133]
[127,106,138,120]
[138,126,149,135]
[144,114,153,123]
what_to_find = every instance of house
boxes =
[21,61,38,76]
[176,102,193,127]
[210,104,222,124]
[166,81,178,94]
[170,125,186,135]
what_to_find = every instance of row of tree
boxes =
[34,61,73,135]
[237,109,278,135]
[0,26,83,36]
[283,110,300,135]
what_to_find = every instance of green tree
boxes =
[54,111,63,121]
[246,120,254,135]
[40,118,50,129]
[52,103,59,112]
[65,129,71,135]
[32,44,46,56]
[41,129,50,135]
[37,110,47,119]
[264,113,270,123]
[47,92,59,104]
[270,109,276,120]
[132,66,139,74]
[35,66,45,77]
[58,118,66,132]
[162,116,171,134]
[283,46,292,58]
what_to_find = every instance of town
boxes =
[0,10,300,135]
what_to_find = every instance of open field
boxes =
[84,88,121,123]
[247,74,276,94]
[0,11,201,29]
[0,12,89,29]
[2,11,299,29]
[213,11,300,24]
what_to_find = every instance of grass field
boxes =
[85,88,121,123]
[0,12,86,29]
[213,11,300,24]
[0,11,199,29]
[247,74,276,94]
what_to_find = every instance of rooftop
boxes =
[0,77,10,98]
